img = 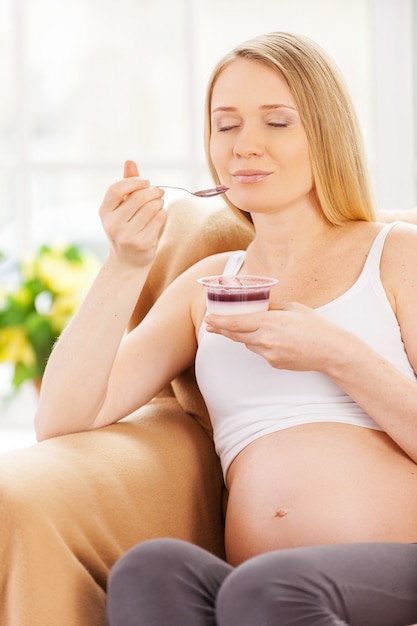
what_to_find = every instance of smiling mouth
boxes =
[232,171,272,184]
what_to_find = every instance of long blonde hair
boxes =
[204,32,376,225]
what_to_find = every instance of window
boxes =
[0,0,415,257]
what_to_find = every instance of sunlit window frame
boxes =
[4,0,417,255]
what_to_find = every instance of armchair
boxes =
[0,198,414,626]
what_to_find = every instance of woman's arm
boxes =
[35,160,169,440]
[35,174,228,441]
[329,225,417,462]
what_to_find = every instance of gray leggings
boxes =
[106,538,417,625]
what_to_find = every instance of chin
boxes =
[228,194,265,214]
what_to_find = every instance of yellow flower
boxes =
[13,285,33,308]
[35,249,98,295]
[0,327,36,366]
[1,243,100,390]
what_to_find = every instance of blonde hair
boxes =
[204,32,376,225]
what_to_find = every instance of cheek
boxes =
[301,150,314,188]
[286,140,312,181]
[209,136,228,174]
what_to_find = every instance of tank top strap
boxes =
[223,250,246,275]
[360,222,400,279]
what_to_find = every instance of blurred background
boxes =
[0,0,416,444]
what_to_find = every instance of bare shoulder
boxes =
[384,220,417,239]
[382,221,417,265]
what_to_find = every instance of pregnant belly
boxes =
[225,423,417,566]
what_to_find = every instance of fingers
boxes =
[102,160,157,213]
[103,186,165,241]
[124,159,139,178]
[101,177,151,218]
[205,312,262,336]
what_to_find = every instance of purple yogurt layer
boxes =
[206,289,270,302]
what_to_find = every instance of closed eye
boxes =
[217,125,240,132]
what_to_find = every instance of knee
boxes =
[216,548,338,622]
[109,538,192,590]
[107,539,185,625]
[108,538,222,624]
[216,553,276,621]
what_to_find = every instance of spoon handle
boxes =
[157,184,229,197]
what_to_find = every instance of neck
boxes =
[248,205,334,266]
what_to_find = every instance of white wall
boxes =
[0,0,415,256]
[371,0,416,212]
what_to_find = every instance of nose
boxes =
[233,123,264,158]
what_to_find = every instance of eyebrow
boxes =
[211,104,297,113]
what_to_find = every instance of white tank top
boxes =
[195,222,417,478]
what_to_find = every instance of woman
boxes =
[35,32,417,624]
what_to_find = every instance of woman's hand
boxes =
[99,159,166,268]
[205,302,348,373]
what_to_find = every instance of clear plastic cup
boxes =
[198,275,278,315]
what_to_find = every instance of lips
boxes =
[232,170,272,184]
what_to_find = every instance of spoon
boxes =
[157,184,229,198]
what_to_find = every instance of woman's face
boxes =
[209,58,314,216]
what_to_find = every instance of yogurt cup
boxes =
[198,275,278,315]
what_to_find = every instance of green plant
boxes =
[0,243,99,390]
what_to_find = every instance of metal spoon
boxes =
[157,184,229,198]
